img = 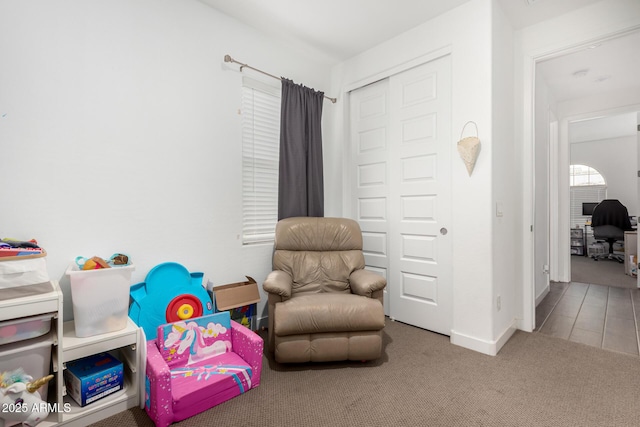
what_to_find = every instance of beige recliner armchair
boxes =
[263,217,387,363]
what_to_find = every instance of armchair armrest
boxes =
[231,320,264,388]
[349,269,387,298]
[145,340,173,427]
[262,270,293,299]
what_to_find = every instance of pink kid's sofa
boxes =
[144,311,263,427]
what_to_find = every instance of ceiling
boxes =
[537,29,640,140]
[570,112,638,143]
[200,0,469,63]
[200,0,603,63]
[536,30,640,104]
[201,0,639,136]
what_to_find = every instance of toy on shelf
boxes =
[76,256,109,270]
[0,368,54,427]
[75,253,130,270]
[129,262,213,340]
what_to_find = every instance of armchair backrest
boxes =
[156,312,233,369]
[273,217,365,295]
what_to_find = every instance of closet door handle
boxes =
[440,227,448,235]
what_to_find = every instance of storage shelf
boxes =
[61,373,133,417]
[0,281,61,321]
[62,319,138,363]
[57,315,140,425]
[571,227,585,256]
[1,280,141,426]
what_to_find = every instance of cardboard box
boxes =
[213,276,261,330]
[64,352,123,407]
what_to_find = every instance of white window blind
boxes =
[241,77,281,245]
[570,185,607,230]
[569,164,607,232]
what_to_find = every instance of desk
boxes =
[624,231,637,276]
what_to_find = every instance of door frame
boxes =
[523,26,640,332]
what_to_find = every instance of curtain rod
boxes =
[224,54,337,104]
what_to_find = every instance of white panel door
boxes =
[349,55,452,334]
[350,79,391,315]
[388,56,452,335]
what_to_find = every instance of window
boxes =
[241,77,281,245]
[569,164,605,186]
[569,164,606,230]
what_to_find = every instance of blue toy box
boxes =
[64,352,123,407]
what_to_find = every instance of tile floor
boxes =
[535,281,640,356]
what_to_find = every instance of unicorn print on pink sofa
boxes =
[162,318,232,366]
[145,311,263,427]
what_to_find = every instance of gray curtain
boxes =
[278,78,324,220]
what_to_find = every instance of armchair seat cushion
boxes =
[171,351,253,419]
[274,293,384,336]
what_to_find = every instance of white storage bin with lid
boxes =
[65,263,135,338]
[0,313,53,345]
[0,331,53,403]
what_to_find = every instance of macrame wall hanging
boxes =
[457,121,481,177]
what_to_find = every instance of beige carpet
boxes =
[89,320,640,427]
[571,254,637,288]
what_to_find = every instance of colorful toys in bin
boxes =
[75,253,130,270]
[128,262,213,340]
[0,368,54,427]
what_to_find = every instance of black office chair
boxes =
[590,199,633,262]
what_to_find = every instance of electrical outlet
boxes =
[497,295,501,311]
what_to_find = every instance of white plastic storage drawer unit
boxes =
[0,313,53,345]
[0,331,53,402]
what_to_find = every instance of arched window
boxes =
[569,164,606,186]
[569,164,607,230]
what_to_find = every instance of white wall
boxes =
[491,0,518,347]
[571,136,638,214]
[516,0,640,330]
[330,0,516,355]
[0,0,332,322]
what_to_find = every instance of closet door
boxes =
[350,79,391,316]
[388,56,452,335]
[349,55,452,334]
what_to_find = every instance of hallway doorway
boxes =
[532,30,640,329]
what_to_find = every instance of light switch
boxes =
[496,202,504,217]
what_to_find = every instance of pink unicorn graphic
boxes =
[163,320,232,365]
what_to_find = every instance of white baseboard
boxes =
[450,320,517,356]
[536,284,550,306]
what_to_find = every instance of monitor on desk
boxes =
[582,202,599,216]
